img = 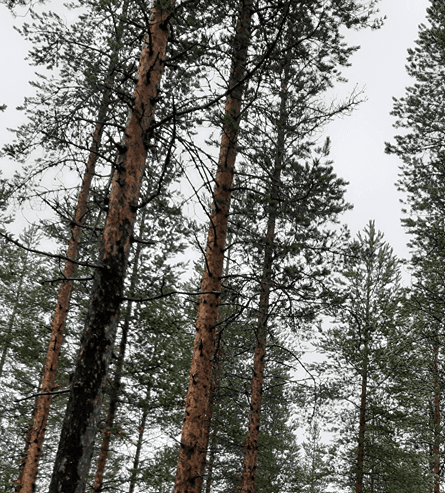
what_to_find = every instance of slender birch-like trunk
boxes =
[49,5,172,492]
[239,66,288,493]
[92,210,146,492]
[173,3,252,491]
[15,4,131,492]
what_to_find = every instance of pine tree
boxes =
[173,1,254,490]
[387,3,445,488]
[0,226,58,493]
[48,3,174,491]
[15,3,132,490]
[317,222,425,493]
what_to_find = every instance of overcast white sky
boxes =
[326,0,430,260]
[0,0,431,263]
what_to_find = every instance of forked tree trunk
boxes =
[48,5,172,493]
[196,325,224,493]
[239,65,288,493]
[93,210,147,492]
[196,240,232,493]
[15,4,130,492]
[173,2,253,491]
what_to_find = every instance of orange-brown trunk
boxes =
[15,4,131,491]
[17,122,97,493]
[49,6,171,493]
[239,64,288,493]
[196,326,224,493]
[240,324,266,493]
[173,2,252,492]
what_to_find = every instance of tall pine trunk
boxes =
[49,5,172,492]
[92,209,147,492]
[173,2,252,491]
[199,241,232,493]
[239,65,288,493]
[16,3,130,491]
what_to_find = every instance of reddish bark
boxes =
[173,3,252,492]
[239,190,276,493]
[239,67,288,493]
[17,105,98,493]
[196,326,224,493]
[240,323,267,493]
[49,6,171,493]
[15,4,131,491]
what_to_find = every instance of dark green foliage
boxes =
[316,222,428,493]
[0,226,61,492]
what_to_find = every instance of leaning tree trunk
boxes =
[173,2,253,492]
[239,64,288,493]
[92,210,147,492]
[15,3,130,492]
[48,5,172,493]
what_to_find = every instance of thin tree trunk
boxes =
[49,5,172,493]
[173,2,252,491]
[239,65,288,493]
[92,209,147,492]
[0,272,25,382]
[432,339,440,493]
[128,392,150,493]
[16,4,130,492]
[204,429,217,493]
[356,335,369,493]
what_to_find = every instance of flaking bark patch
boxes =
[173,2,253,492]
[49,6,172,493]
[15,4,134,491]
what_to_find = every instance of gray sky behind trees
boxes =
[0,0,430,264]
